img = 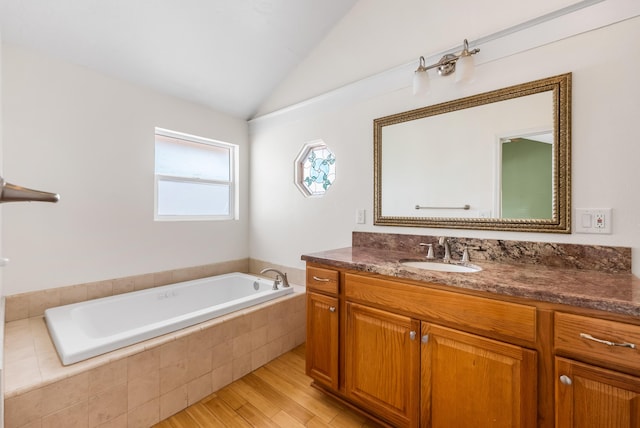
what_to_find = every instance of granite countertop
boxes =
[301,246,640,318]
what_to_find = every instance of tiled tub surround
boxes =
[3,259,306,428]
[5,290,305,428]
[302,232,639,317]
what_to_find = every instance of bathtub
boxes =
[44,272,294,365]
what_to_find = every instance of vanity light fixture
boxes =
[413,39,480,96]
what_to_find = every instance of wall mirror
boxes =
[374,73,571,233]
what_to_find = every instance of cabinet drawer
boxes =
[307,266,339,294]
[555,312,640,373]
[345,273,536,344]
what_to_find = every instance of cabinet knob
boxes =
[409,331,417,340]
[329,306,336,312]
[421,334,429,344]
[559,375,572,385]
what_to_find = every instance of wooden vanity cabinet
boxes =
[305,267,340,390]
[345,302,420,427]
[422,323,537,428]
[554,312,640,427]
[305,267,539,427]
[305,263,640,427]
[555,357,640,428]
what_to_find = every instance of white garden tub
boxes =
[44,272,293,365]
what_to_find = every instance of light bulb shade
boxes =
[413,69,430,96]
[455,54,475,83]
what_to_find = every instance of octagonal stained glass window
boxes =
[294,140,336,197]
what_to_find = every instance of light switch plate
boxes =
[575,208,612,234]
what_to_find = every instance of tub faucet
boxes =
[260,268,290,290]
[439,237,451,263]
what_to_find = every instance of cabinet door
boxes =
[421,323,537,428]
[345,302,420,428]
[306,291,339,390]
[556,357,640,428]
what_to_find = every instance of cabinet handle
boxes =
[329,306,336,312]
[559,375,572,385]
[409,331,417,340]
[312,276,330,282]
[580,333,637,349]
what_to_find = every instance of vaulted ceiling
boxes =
[0,0,358,119]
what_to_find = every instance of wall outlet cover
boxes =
[574,208,612,234]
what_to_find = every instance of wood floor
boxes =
[153,344,382,428]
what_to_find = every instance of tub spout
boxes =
[260,268,290,289]
[0,177,60,203]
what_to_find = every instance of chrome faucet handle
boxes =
[461,246,470,263]
[439,237,451,262]
[260,267,290,288]
[419,243,435,259]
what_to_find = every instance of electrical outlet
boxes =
[356,209,366,224]
[575,209,612,234]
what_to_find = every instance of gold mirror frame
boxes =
[373,73,571,233]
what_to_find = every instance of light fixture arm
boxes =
[416,39,480,77]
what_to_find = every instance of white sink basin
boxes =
[401,261,482,273]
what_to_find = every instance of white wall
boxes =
[1,43,250,295]
[249,5,640,275]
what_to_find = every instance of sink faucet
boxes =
[260,268,290,290]
[438,237,451,262]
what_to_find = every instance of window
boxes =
[154,128,238,221]
[294,140,336,197]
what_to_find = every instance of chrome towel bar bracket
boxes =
[0,176,60,203]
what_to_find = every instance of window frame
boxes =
[154,128,238,222]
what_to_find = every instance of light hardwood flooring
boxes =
[153,344,381,428]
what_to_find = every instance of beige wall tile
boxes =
[249,307,269,330]
[86,280,113,300]
[127,398,160,428]
[159,337,187,368]
[210,341,233,370]
[128,369,160,410]
[59,284,88,306]
[186,352,212,382]
[88,383,127,428]
[153,270,173,287]
[29,289,61,317]
[88,360,127,396]
[159,386,188,421]
[232,354,252,381]
[41,372,89,416]
[232,331,253,359]
[111,277,134,296]
[133,273,155,291]
[42,400,88,428]
[251,345,269,371]
[187,329,211,355]
[4,355,41,393]
[5,387,44,427]
[5,294,30,321]
[209,321,232,348]
[160,359,187,395]
[211,361,234,392]
[187,374,212,405]
[95,413,127,428]
[127,348,160,381]
[229,314,252,337]
[251,325,269,350]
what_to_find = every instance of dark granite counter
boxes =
[301,245,640,318]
